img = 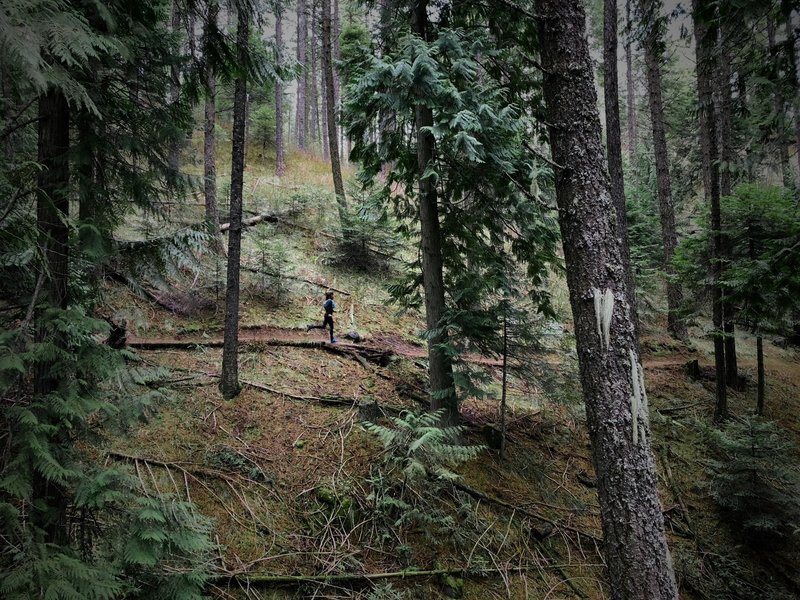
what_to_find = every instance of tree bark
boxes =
[783,5,800,179]
[412,0,457,426]
[168,0,183,172]
[625,0,637,157]
[220,11,249,400]
[604,0,639,335]
[767,14,791,186]
[310,0,320,145]
[204,0,219,229]
[322,0,347,217]
[296,0,308,150]
[693,0,727,422]
[640,0,687,340]
[535,1,679,597]
[717,20,738,386]
[275,7,286,177]
[333,0,342,160]
[756,335,765,415]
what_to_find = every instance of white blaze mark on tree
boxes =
[629,348,648,445]
[592,288,615,350]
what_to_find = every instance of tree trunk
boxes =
[220,11,249,400]
[333,0,342,160]
[499,307,508,460]
[310,0,320,145]
[535,1,679,597]
[604,0,639,335]
[275,7,286,177]
[321,0,346,217]
[204,0,219,229]
[640,0,687,340]
[756,335,765,415]
[168,0,183,172]
[783,6,800,179]
[412,0,457,427]
[296,0,308,150]
[625,0,637,158]
[693,0,727,422]
[717,21,738,386]
[34,88,71,544]
[767,14,791,186]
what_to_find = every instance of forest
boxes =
[2,0,800,598]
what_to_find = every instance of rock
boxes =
[344,330,362,343]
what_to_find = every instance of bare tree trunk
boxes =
[310,0,320,146]
[640,0,687,340]
[333,0,342,160]
[275,7,286,177]
[717,22,738,387]
[378,0,396,177]
[693,0,727,422]
[604,0,639,335]
[767,14,792,186]
[499,307,508,460]
[535,2,679,597]
[412,0,457,426]
[322,0,346,217]
[168,0,183,172]
[220,11,249,400]
[783,7,800,179]
[756,335,765,415]
[204,0,219,230]
[296,0,308,150]
[625,0,637,158]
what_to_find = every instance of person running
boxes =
[306,291,337,343]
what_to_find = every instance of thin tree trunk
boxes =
[640,0,687,340]
[204,0,219,229]
[717,21,738,386]
[220,11,249,400]
[296,0,308,150]
[625,0,637,157]
[322,0,346,217]
[604,0,639,335]
[333,0,342,160]
[783,7,800,179]
[275,7,286,177]
[412,0,457,427]
[693,0,727,422]
[321,61,330,160]
[535,1,678,597]
[378,0,396,177]
[756,335,765,415]
[169,0,183,172]
[499,307,508,460]
[767,14,791,185]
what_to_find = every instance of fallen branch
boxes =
[220,212,280,232]
[106,451,254,481]
[452,482,602,543]
[242,265,351,296]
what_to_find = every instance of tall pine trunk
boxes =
[412,0,457,427]
[640,0,687,340]
[204,0,219,230]
[717,22,738,387]
[535,1,678,597]
[604,0,638,332]
[756,335,765,415]
[220,11,248,399]
[321,0,346,217]
[34,88,71,543]
[693,0,727,422]
[275,7,286,177]
[296,0,308,150]
[767,14,791,186]
[333,0,342,160]
[625,0,637,157]
[309,0,320,145]
[783,6,800,179]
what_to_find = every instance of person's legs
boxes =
[324,314,335,342]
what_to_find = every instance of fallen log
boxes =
[242,265,351,296]
[220,212,280,232]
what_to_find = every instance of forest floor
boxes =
[98,150,800,599]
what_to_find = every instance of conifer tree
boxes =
[535,0,678,596]
[275,4,286,176]
[322,0,347,218]
[204,0,220,230]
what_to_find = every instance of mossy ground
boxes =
[98,150,800,599]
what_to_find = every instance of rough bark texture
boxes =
[693,0,727,421]
[275,8,286,177]
[309,0,320,145]
[322,0,346,215]
[333,0,342,159]
[625,0,637,157]
[204,0,219,228]
[717,22,738,387]
[535,1,678,597]
[640,0,687,340]
[412,0,457,426]
[767,14,791,185]
[784,7,800,180]
[296,0,308,149]
[220,12,248,400]
[168,0,183,172]
[604,0,639,334]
